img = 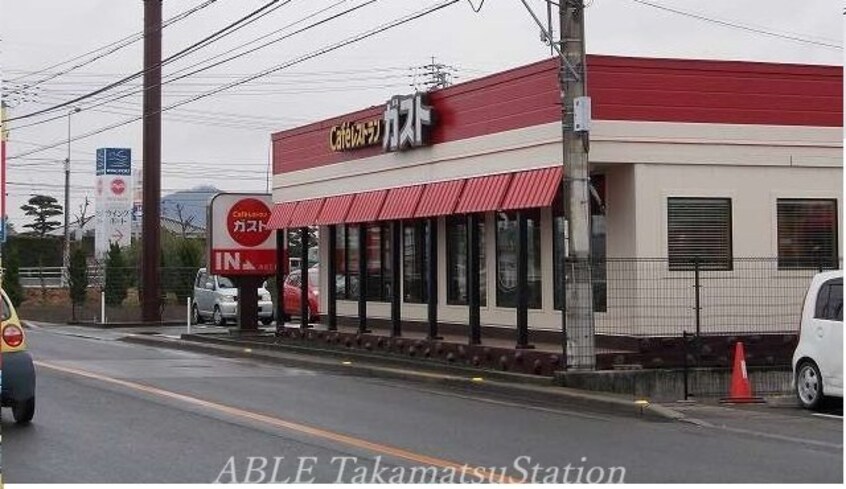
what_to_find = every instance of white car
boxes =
[192,268,274,326]
[792,270,843,409]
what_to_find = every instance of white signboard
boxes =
[208,193,276,276]
[95,148,132,256]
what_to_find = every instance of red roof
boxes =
[346,190,387,224]
[500,166,562,211]
[454,173,513,214]
[315,194,354,226]
[379,185,424,221]
[268,202,297,230]
[287,198,324,228]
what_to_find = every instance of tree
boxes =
[20,194,63,237]
[104,243,129,306]
[68,247,89,322]
[3,246,24,308]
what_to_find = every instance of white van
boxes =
[792,270,843,409]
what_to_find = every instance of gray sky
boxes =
[1,0,842,226]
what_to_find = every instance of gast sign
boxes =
[208,193,276,276]
[329,92,434,153]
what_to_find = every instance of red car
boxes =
[281,268,320,323]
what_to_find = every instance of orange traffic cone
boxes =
[721,342,764,403]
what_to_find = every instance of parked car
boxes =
[192,268,274,326]
[1,289,36,424]
[280,266,320,323]
[792,270,843,409]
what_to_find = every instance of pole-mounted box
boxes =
[573,96,591,132]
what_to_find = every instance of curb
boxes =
[120,334,688,422]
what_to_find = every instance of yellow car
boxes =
[1,289,35,423]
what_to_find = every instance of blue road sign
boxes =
[96,148,131,175]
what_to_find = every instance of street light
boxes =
[62,107,81,287]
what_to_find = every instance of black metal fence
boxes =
[575,256,841,337]
[560,256,840,374]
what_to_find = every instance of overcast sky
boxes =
[0,0,842,226]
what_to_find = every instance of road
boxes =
[3,324,843,483]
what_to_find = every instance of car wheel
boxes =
[192,304,204,325]
[260,317,273,326]
[796,360,824,410]
[213,306,226,326]
[13,397,35,424]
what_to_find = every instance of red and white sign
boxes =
[208,193,276,276]
[111,177,126,196]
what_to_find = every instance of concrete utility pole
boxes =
[559,0,595,369]
[63,107,80,288]
[141,0,163,322]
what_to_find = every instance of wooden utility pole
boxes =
[141,0,163,322]
[560,0,595,369]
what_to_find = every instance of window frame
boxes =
[776,198,839,270]
[667,197,733,271]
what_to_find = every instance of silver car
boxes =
[192,268,274,326]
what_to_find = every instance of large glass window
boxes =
[667,197,732,271]
[364,224,391,302]
[446,216,487,306]
[334,225,346,300]
[333,225,360,300]
[496,210,541,309]
[403,221,429,304]
[777,199,839,270]
[553,176,607,312]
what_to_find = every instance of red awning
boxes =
[500,166,563,210]
[454,173,513,214]
[268,201,297,229]
[379,185,424,221]
[315,194,354,226]
[415,179,465,218]
[287,198,324,228]
[346,190,387,224]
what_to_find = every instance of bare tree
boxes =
[173,203,195,239]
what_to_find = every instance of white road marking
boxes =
[811,413,843,420]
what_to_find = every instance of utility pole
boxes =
[559,0,595,369]
[63,107,80,288]
[141,0,163,322]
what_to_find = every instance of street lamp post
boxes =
[63,107,81,287]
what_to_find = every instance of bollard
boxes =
[187,297,191,335]
[100,291,106,324]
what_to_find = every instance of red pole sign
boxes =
[209,194,277,276]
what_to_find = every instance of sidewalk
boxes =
[119,331,683,423]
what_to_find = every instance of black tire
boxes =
[13,397,35,424]
[192,304,204,325]
[260,317,273,326]
[796,360,824,410]
[213,306,226,326]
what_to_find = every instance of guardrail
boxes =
[19,266,104,288]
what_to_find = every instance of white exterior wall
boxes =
[281,120,842,334]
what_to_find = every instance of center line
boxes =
[35,360,521,483]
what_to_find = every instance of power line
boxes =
[54,0,380,126]
[4,0,291,123]
[4,0,358,132]
[8,0,462,160]
[628,0,843,50]
[3,0,222,92]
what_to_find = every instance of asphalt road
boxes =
[3,325,843,483]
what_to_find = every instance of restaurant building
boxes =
[268,54,842,345]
